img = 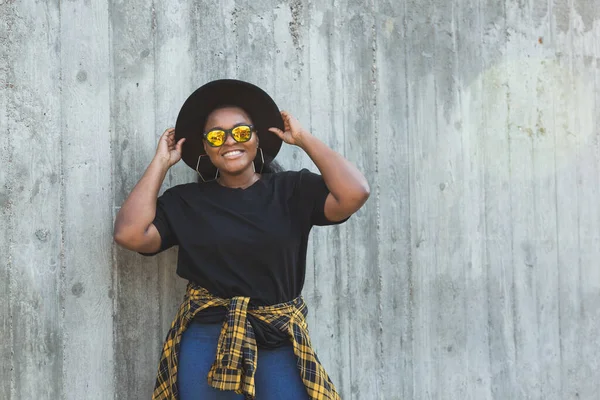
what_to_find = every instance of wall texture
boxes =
[2,0,600,399]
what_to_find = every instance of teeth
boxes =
[223,150,242,157]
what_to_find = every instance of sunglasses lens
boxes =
[206,130,225,146]
[232,125,252,142]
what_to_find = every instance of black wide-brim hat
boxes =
[175,79,284,174]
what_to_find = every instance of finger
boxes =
[284,112,299,126]
[280,111,293,129]
[282,111,298,124]
[161,134,172,145]
[268,127,284,138]
[175,138,186,153]
[160,128,175,140]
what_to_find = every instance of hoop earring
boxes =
[196,155,219,182]
[254,147,265,174]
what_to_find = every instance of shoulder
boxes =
[291,168,325,188]
[267,169,326,200]
[268,168,317,183]
[162,182,198,196]
[265,169,314,189]
[158,182,202,204]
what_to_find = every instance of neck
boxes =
[217,167,259,189]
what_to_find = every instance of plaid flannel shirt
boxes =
[152,281,341,400]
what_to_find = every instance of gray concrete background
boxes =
[2,0,600,399]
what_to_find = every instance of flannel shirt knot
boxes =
[207,296,258,397]
[151,282,341,400]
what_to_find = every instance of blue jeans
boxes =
[177,323,309,400]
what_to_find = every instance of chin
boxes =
[218,159,253,175]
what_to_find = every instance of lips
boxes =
[222,149,245,159]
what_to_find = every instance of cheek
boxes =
[203,142,220,162]
[243,141,258,158]
[248,135,259,149]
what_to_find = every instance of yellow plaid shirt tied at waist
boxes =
[152,281,341,400]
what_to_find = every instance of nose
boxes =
[223,131,237,146]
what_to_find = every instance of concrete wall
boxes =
[2,0,600,399]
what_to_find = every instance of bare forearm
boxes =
[298,134,370,206]
[268,111,369,217]
[114,157,169,239]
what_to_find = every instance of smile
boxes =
[222,150,245,159]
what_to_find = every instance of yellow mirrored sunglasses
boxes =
[203,124,254,147]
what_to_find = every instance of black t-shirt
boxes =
[141,169,348,346]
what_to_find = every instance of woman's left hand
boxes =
[268,111,310,147]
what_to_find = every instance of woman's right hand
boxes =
[155,128,186,167]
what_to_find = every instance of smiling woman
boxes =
[112,79,370,400]
[201,106,262,186]
[197,106,285,182]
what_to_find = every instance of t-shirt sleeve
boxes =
[138,190,178,256]
[295,168,350,227]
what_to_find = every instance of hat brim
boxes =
[175,79,284,173]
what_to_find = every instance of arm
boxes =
[269,111,370,222]
[113,128,185,252]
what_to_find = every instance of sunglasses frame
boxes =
[203,124,255,147]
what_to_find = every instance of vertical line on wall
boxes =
[594,8,600,397]
[503,0,519,379]
[191,1,199,85]
[234,0,239,77]
[528,7,542,394]
[271,0,277,107]
[568,0,583,395]
[2,2,16,397]
[336,0,353,394]
[324,0,347,392]
[432,1,442,391]
[452,0,472,391]
[151,0,165,352]
[107,1,119,397]
[478,0,496,393]
[369,0,384,396]
[57,0,68,395]
[571,0,583,390]
[151,0,164,351]
[306,0,318,301]
[548,0,565,396]
[107,0,117,394]
[595,0,600,242]
[402,0,415,396]
[567,0,574,76]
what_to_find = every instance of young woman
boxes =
[113,79,369,400]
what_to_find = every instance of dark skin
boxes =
[202,107,261,189]
[113,106,370,253]
[269,110,370,222]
